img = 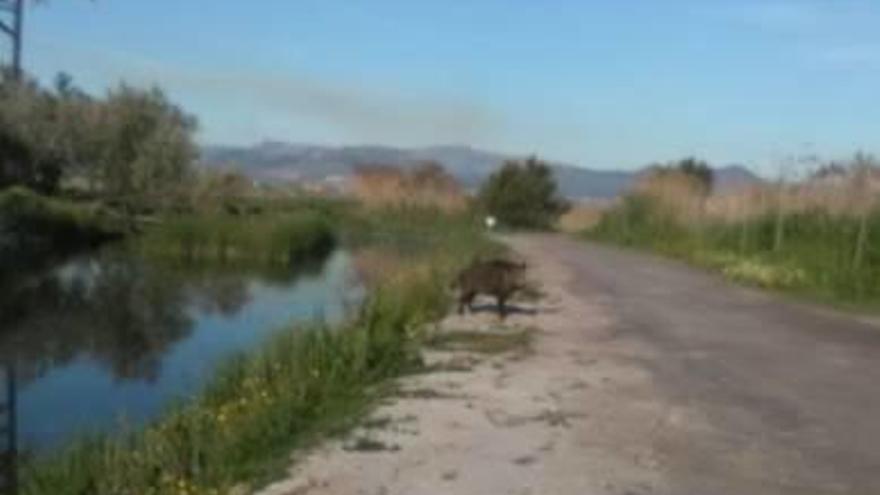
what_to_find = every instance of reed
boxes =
[590,156,880,305]
[138,211,336,267]
[556,201,605,233]
[351,163,468,213]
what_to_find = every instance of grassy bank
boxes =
[591,193,880,306]
[22,207,495,495]
[138,211,337,267]
[0,187,123,279]
[0,186,121,244]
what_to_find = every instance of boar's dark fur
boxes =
[454,258,527,318]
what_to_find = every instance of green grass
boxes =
[138,211,336,267]
[22,206,495,495]
[590,195,880,306]
[340,205,504,259]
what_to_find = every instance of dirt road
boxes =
[259,234,880,495]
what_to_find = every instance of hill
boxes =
[201,142,759,199]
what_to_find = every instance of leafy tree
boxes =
[0,72,198,197]
[0,73,65,192]
[96,84,198,197]
[478,156,569,229]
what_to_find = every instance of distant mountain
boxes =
[713,164,763,190]
[201,142,760,199]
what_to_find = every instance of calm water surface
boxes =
[0,247,363,451]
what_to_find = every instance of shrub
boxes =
[478,156,568,229]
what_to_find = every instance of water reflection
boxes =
[3,251,200,384]
[0,247,361,450]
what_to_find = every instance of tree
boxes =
[0,72,66,192]
[96,84,198,197]
[478,156,569,229]
[0,73,198,197]
[2,1,96,79]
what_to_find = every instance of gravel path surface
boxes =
[257,234,880,495]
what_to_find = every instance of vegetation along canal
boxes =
[1,246,363,452]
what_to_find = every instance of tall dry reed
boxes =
[591,155,880,303]
[351,162,467,213]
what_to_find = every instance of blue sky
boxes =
[9,0,880,172]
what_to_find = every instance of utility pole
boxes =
[0,365,16,495]
[0,0,24,79]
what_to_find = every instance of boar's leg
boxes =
[497,294,508,319]
[459,291,476,315]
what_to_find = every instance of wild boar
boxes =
[454,258,527,318]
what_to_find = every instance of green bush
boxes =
[478,156,568,229]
